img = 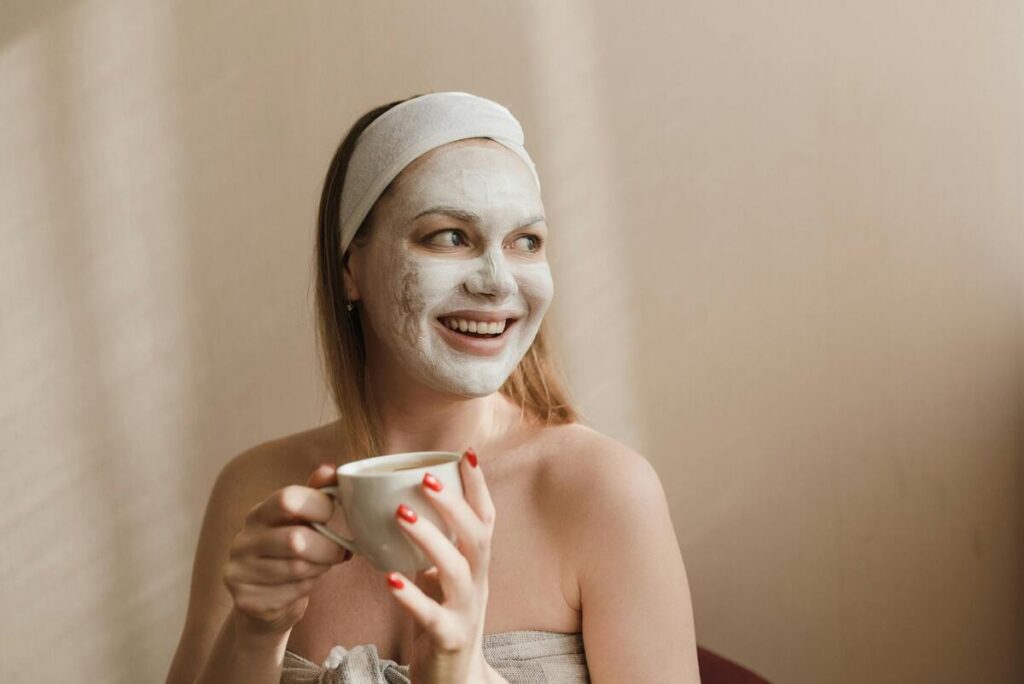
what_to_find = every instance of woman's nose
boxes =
[465,248,518,298]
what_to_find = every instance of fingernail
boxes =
[464,447,478,468]
[386,572,404,589]
[396,503,417,523]
[422,472,443,492]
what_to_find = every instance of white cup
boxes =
[311,451,465,576]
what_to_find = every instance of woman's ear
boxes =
[342,248,362,303]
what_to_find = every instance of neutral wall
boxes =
[1,1,1020,682]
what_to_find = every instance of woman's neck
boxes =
[367,377,518,457]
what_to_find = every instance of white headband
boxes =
[338,91,541,254]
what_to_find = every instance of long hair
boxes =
[314,94,581,460]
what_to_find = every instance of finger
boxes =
[226,556,333,585]
[419,470,491,579]
[458,447,496,533]
[247,485,335,526]
[394,503,474,607]
[306,462,338,488]
[237,525,348,565]
[384,571,466,652]
[231,578,316,615]
[305,464,355,562]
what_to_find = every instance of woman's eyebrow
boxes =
[413,205,545,230]
[414,205,479,223]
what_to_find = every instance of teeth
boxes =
[441,317,508,335]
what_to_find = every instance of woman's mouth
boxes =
[438,316,510,337]
[434,316,519,356]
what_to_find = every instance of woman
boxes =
[166,91,700,683]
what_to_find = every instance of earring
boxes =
[346,301,355,312]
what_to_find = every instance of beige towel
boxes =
[281,630,589,684]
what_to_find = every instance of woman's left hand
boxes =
[385,447,506,684]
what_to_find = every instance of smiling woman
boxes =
[343,137,555,401]
[165,91,700,684]
[319,101,577,462]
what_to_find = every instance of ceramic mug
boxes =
[311,451,465,576]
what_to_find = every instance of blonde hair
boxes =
[314,94,581,460]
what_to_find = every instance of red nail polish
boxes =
[422,472,443,492]
[386,572,404,589]
[465,447,478,468]
[396,503,417,523]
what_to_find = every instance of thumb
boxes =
[306,462,338,488]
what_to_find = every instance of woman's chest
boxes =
[286,460,581,665]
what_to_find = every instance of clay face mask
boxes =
[353,142,553,397]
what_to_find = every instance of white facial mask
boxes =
[352,141,554,398]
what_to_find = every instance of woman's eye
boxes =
[512,235,542,252]
[425,229,468,248]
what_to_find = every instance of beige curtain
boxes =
[1,1,1020,682]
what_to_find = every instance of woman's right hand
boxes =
[223,463,351,637]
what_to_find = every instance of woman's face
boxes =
[344,140,553,398]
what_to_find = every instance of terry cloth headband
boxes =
[338,91,541,255]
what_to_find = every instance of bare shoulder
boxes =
[209,421,342,523]
[532,422,669,588]
[534,422,662,499]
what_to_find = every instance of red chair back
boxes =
[697,645,771,683]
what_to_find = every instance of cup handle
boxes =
[310,485,360,557]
